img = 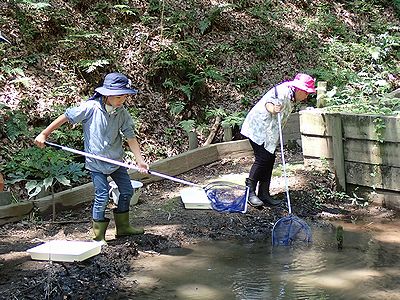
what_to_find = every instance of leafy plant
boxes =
[113,4,139,17]
[4,147,87,199]
[4,111,30,142]
[199,6,226,35]
[205,107,226,119]
[221,111,246,128]
[78,59,110,73]
[17,0,51,10]
[168,100,186,116]
[179,119,196,133]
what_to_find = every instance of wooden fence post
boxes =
[188,131,198,150]
[223,126,233,142]
[316,81,327,108]
[328,113,346,192]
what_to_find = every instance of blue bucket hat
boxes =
[95,73,138,96]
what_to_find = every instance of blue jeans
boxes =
[90,167,134,221]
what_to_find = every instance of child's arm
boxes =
[127,137,149,173]
[34,114,68,148]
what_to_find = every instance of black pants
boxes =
[249,139,276,183]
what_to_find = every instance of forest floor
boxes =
[0,146,398,300]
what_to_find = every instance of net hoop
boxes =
[204,181,249,213]
[272,214,312,246]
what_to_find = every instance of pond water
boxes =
[121,221,400,300]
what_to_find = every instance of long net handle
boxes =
[277,113,292,214]
[44,142,199,187]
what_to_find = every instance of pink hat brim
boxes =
[291,81,316,93]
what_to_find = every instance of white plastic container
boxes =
[109,180,143,206]
[180,187,212,209]
[27,240,102,262]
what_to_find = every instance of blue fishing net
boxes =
[272,215,312,246]
[205,181,249,213]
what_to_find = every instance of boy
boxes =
[35,72,148,242]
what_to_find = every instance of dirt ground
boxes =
[0,146,398,300]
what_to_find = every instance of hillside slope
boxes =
[0,0,399,181]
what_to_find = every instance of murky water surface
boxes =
[123,221,400,300]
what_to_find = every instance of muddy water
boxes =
[122,220,400,300]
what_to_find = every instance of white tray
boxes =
[180,187,212,210]
[27,240,102,262]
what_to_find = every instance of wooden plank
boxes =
[382,192,400,211]
[128,144,220,183]
[341,113,400,142]
[344,139,400,167]
[216,139,253,158]
[301,135,333,159]
[0,202,33,219]
[150,144,219,174]
[283,113,301,143]
[345,162,400,192]
[327,113,346,191]
[0,216,26,226]
[32,183,94,212]
[299,110,330,136]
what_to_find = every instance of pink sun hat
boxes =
[290,73,316,93]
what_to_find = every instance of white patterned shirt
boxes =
[241,82,294,154]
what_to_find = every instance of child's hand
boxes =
[34,133,47,148]
[136,161,149,173]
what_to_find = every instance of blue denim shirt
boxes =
[65,97,135,174]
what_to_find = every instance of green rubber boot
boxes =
[114,211,144,237]
[93,218,110,243]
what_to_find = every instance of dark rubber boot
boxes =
[93,218,110,243]
[258,181,281,206]
[245,178,263,207]
[113,211,144,237]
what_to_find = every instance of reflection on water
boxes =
[120,222,400,300]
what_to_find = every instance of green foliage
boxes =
[148,39,224,107]
[78,59,110,73]
[4,111,30,142]
[59,32,102,45]
[179,119,196,132]
[17,0,51,10]
[199,6,225,35]
[247,1,276,22]
[51,128,84,150]
[113,4,139,17]
[372,117,387,143]
[221,111,246,128]
[305,5,351,40]
[394,0,400,16]
[168,100,186,116]
[3,147,87,199]
[51,83,79,97]
[317,31,399,116]
[164,11,197,38]
[205,107,226,119]
[0,66,31,87]
[235,33,277,59]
